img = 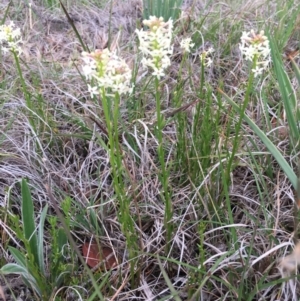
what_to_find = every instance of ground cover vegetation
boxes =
[0,0,300,300]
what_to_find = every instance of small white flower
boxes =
[206,57,213,67]
[251,66,264,77]
[180,37,194,53]
[207,47,214,54]
[87,84,99,98]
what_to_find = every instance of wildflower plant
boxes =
[0,21,37,130]
[136,16,174,251]
[221,30,272,193]
[81,48,139,276]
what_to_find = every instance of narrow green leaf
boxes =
[38,204,48,275]
[86,272,109,301]
[290,56,300,85]
[59,0,89,52]
[0,1,12,25]
[21,179,39,268]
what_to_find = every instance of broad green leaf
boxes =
[0,263,28,274]
[0,263,40,295]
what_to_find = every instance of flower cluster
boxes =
[135,16,173,79]
[180,37,194,53]
[0,21,22,55]
[82,49,133,97]
[239,29,271,77]
[199,47,214,67]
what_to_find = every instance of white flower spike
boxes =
[200,47,214,67]
[82,49,133,97]
[0,21,22,55]
[136,16,173,79]
[240,29,271,76]
[180,37,194,53]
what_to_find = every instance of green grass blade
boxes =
[289,56,300,85]
[269,35,299,144]
[157,255,182,301]
[0,1,12,25]
[86,272,109,301]
[59,0,89,52]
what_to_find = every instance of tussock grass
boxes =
[1,0,300,300]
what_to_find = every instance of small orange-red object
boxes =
[82,242,118,270]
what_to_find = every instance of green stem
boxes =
[225,57,257,180]
[101,89,138,284]
[12,51,36,131]
[223,57,257,246]
[155,77,173,253]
